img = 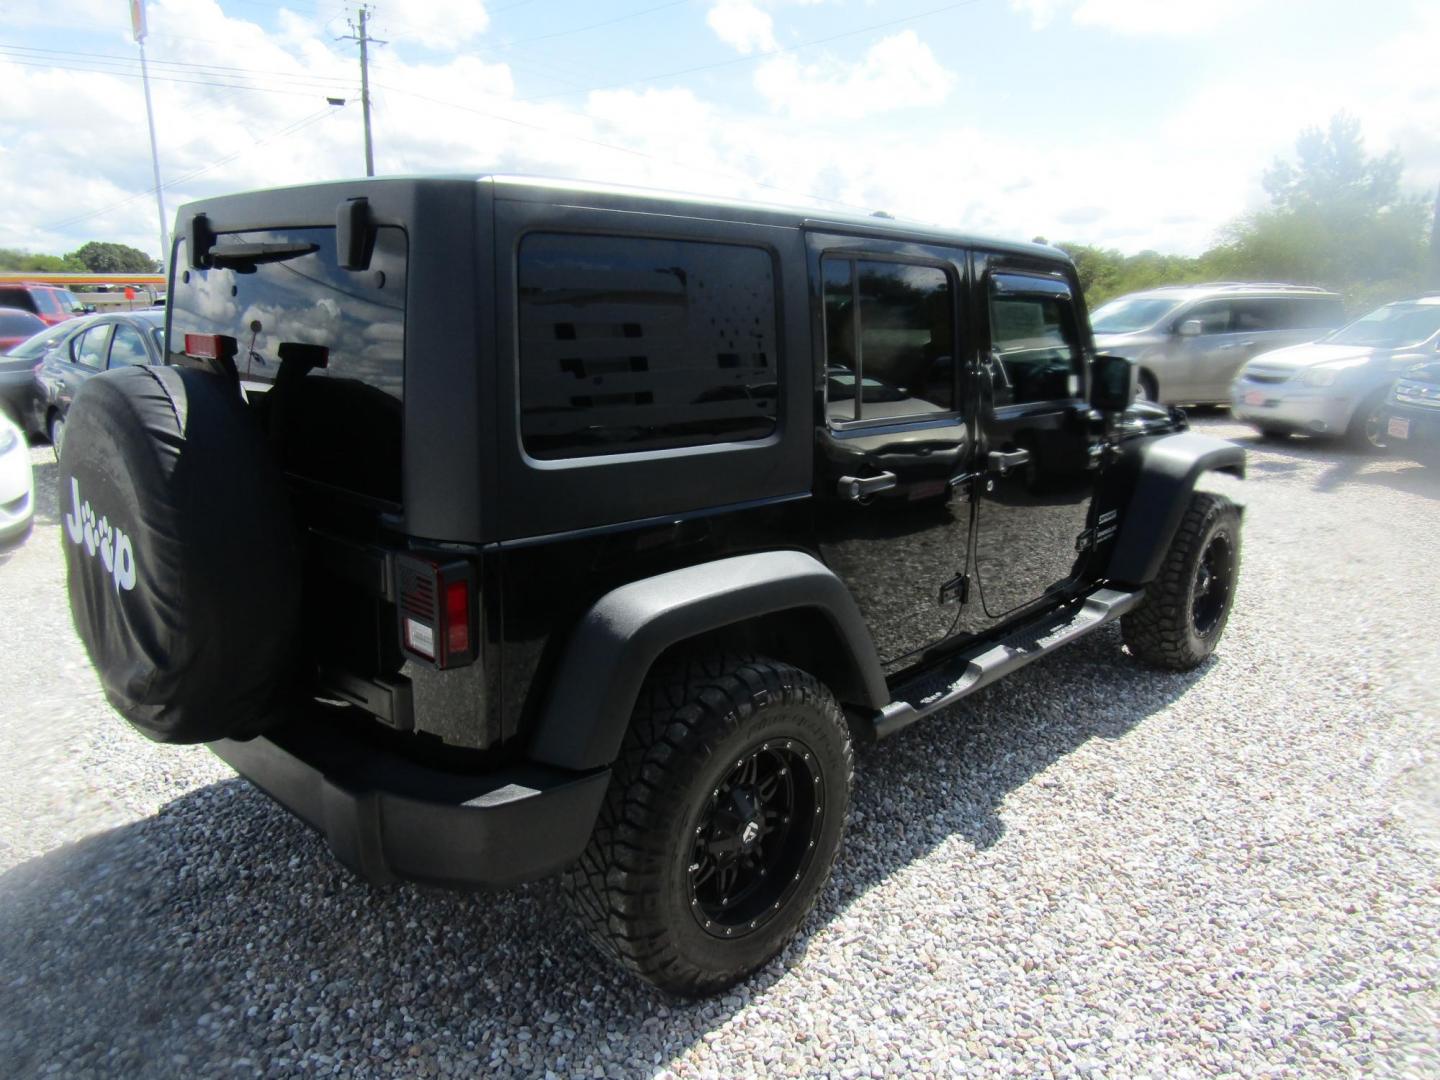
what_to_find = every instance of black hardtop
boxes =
[173,173,1071,265]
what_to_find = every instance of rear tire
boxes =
[1256,424,1290,441]
[1137,372,1159,403]
[564,654,853,997]
[1122,493,1240,671]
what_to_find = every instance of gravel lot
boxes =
[1,415,1437,1078]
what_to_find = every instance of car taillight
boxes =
[183,333,236,361]
[396,555,476,668]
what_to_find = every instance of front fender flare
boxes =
[1106,432,1245,585]
[527,551,886,772]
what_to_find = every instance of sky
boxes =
[1,0,1437,264]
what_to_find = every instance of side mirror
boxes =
[1091,353,1136,413]
[82,305,97,314]
[1177,319,1203,337]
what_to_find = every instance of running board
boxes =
[873,587,1144,740]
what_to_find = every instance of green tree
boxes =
[67,241,160,274]
[0,247,85,273]
[1217,112,1428,308]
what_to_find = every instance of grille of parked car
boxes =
[1394,380,1440,409]
[1240,369,1290,384]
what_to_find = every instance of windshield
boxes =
[1091,296,1181,334]
[3,319,73,358]
[1325,302,1440,349]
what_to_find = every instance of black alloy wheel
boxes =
[564,654,853,997]
[1190,532,1234,637]
[688,738,823,940]
[1122,492,1242,671]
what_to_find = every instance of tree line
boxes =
[0,241,160,276]
[1055,114,1440,312]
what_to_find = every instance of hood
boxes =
[1245,342,1381,371]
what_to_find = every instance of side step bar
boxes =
[873,587,1144,740]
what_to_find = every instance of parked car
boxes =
[0,283,89,326]
[60,175,1245,997]
[0,412,34,545]
[1381,359,1440,466]
[1091,283,1343,405]
[0,307,47,352]
[1231,296,1440,448]
[31,310,165,452]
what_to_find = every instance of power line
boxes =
[0,43,357,93]
[0,54,351,99]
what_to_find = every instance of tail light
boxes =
[395,555,476,668]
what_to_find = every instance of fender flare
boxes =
[1106,431,1245,586]
[527,551,887,771]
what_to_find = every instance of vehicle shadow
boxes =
[1228,431,1440,498]
[0,626,1199,1077]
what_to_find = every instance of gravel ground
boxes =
[1,416,1437,1078]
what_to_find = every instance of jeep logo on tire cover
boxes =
[64,477,137,593]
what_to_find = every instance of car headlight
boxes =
[0,426,17,455]
[1302,367,1339,387]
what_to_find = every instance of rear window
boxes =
[0,311,44,337]
[4,320,72,358]
[169,226,406,399]
[170,226,407,504]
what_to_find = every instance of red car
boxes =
[0,307,47,351]
[0,283,88,326]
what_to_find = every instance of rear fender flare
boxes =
[526,551,887,772]
[1106,432,1245,585]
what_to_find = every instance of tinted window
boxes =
[823,258,954,423]
[0,311,43,337]
[988,283,1083,406]
[72,325,111,370]
[0,288,38,314]
[1182,301,1233,334]
[109,324,150,367]
[1231,299,1283,332]
[517,233,778,460]
[170,226,406,399]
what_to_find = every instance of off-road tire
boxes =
[563,654,853,997]
[1122,492,1240,671]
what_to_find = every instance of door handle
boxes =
[838,472,897,501]
[986,449,1031,474]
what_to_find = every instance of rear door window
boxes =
[108,324,151,367]
[72,325,112,370]
[0,288,38,314]
[822,257,955,423]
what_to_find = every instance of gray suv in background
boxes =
[1091,283,1344,405]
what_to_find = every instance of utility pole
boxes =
[130,1,167,272]
[341,5,384,177]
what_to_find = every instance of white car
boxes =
[0,412,34,544]
[1231,296,1440,449]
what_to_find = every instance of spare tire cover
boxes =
[60,365,301,743]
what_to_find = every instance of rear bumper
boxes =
[211,719,610,890]
[1384,402,1440,462]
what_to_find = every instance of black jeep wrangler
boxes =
[60,176,1243,996]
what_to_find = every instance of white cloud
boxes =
[706,0,777,55]
[372,0,491,51]
[754,31,955,121]
[1012,0,1249,35]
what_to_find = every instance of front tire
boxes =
[47,410,65,458]
[1345,389,1389,452]
[1122,493,1241,671]
[564,654,853,997]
